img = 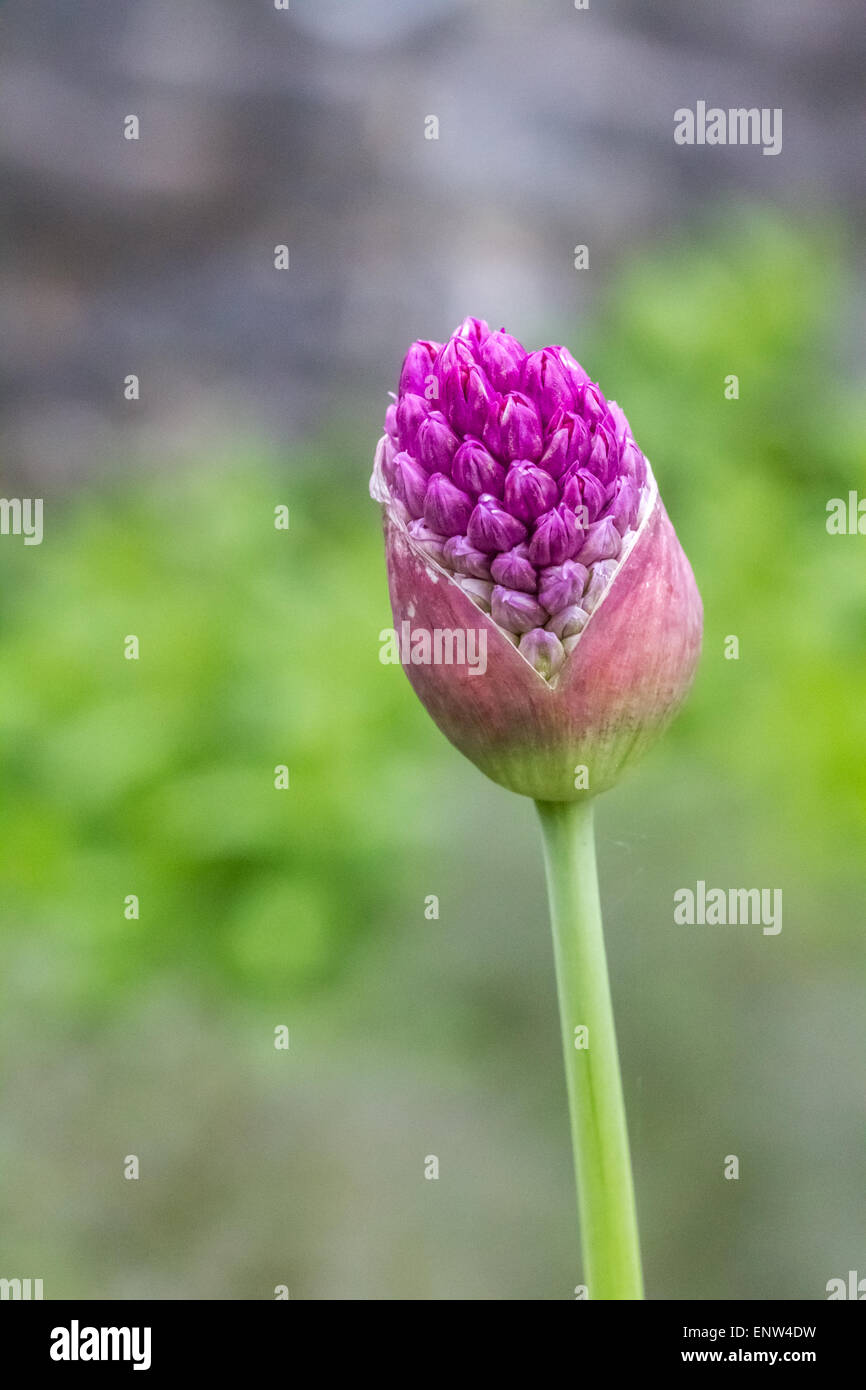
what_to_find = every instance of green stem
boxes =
[536,798,644,1300]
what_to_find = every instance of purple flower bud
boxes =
[423,473,474,537]
[562,467,606,524]
[406,519,449,567]
[540,412,591,479]
[399,340,441,399]
[504,461,559,523]
[445,361,497,437]
[522,347,588,426]
[486,392,543,462]
[396,392,429,453]
[607,400,632,448]
[434,337,473,407]
[560,473,581,513]
[453,316,491,351]
[586,422,617,486]
[582,558,619,612]
[527,505,584,567]
[371,322,702,800]
[435,336,475,377]
[547,605,590,640]
[380,435,398,490]
[491,585,549,635]
[452,439,507,498]
[538,560,588,613]
[620,438,647,488]
[456,576,493,612]
[490,544,538,594]
[577,518,622,568]
[582,471,608,522]
[581,382,607,428]
[602,476,639,535]
[392,451,428,518]
[519,628,566,680]
[416,411,459,474]
[467,494,528,554]
[464,366,498,437]
[443,534,493,580]
[479,329,526,393]
[557,345,591,385]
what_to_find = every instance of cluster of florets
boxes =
[379,317,650,680]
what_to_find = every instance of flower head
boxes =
[371,318,702,800]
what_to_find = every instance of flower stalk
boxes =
[536,798,644,1300]
[372,317,702,1299]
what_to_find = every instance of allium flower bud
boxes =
[453,315,491,349]
[620,437,647,488]
[398,339,441,399]
[547,604,590,640]
[479,329,526,394]
[371,319,702,800]
[602,475,639,535]
[577,517,622,568]
[443,534,493,580]
[504,461,559,523]
[581,557,619,613]
[490,544,538,593]
[466,366,500,437]
[538,560,588,613]
[442,347,497,436]
[522,346,589,425]
[379,434,398,491]
[540,412,591,479]
[452,439,507,498]
[587,422,617,486]
[406,518,449,567]
[519,628,566,680]
[562,467,606,523]
[422,474,473,537]
[435,336,475,383]
[416,411,459,474]
[491,585,548,635]
[607,399,632,447]
[392,451,429,519]
[486,392,543,462]
[467,494,528,553]
[527,504,584,567]
[456,576,494,612]
[581,382,607,428]
[396,392,429,452]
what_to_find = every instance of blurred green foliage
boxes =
[0,210,863,1009]
[585,209,866,873]
[0,460,452,1015]
[1,212,862,1022]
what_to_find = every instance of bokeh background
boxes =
[0,0,864,1300]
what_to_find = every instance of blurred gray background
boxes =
[1,0,864,485]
